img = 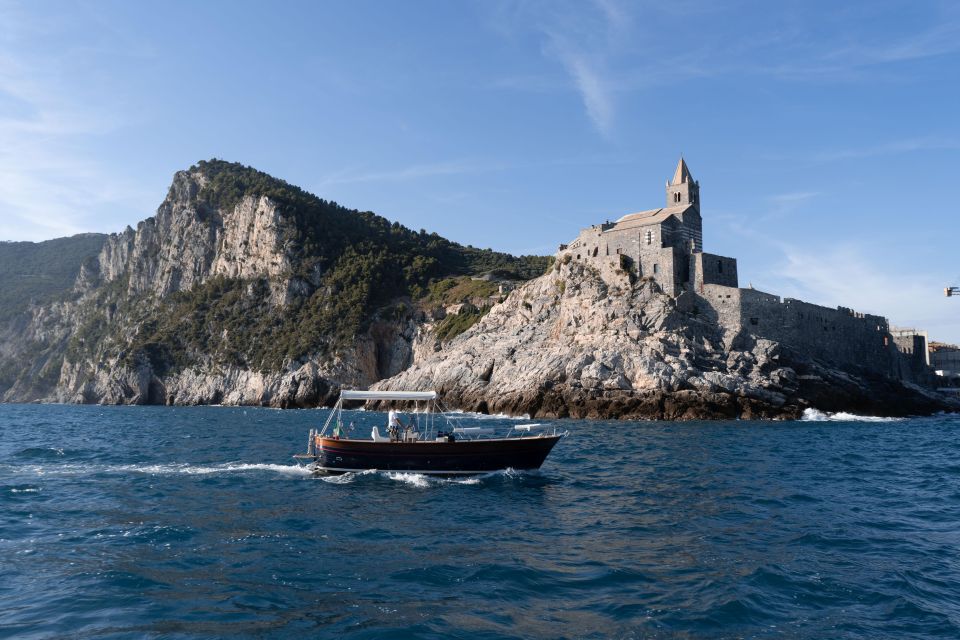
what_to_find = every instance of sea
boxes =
[2,404,959,639]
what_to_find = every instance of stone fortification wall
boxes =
[653,246,687,296]
[692,253,738,289]
[697,285,894,373]
[890,330,931,383]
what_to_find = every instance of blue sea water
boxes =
[2,405,960,639]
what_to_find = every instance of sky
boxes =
[1,0,958,341]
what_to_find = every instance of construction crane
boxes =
[946,287,960,297]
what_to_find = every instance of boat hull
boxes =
[310,435,564,475]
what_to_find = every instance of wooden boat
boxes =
[294,390,566,475]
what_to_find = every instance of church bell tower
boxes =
[666,157,699,209]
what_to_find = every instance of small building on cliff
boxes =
[929,342,960,386]
[558,158,927,380]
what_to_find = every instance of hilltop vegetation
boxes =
[192,159,551,287]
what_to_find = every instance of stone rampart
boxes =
[697,285,895,373]
[692,253,738,289]
[890,329,931,383]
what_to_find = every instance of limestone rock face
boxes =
[0,164,425,407]
[91,171,292,300]
[374,262,957,419]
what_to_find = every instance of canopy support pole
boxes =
[319,398,341,437]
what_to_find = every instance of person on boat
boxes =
[388,409,402,441]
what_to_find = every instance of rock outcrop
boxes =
[374,261,957,419]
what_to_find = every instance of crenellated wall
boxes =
[692,252,739,289]
[697,284,896,373]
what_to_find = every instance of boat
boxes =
[294,390,567,475]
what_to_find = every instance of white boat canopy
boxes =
[339,390,437,401]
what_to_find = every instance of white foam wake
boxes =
[385,468,529,487]
[801,408,903,422]
[26,462,313,477]
[137,462,313,476]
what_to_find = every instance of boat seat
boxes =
[371,427,389,442]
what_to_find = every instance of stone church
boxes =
[558,158,737,296]
[557,158,921,380]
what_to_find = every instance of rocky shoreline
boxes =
[373,261,959,420]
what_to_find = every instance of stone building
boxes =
[929,342,960,385]
[559,158,736,296]
[559,158,924,379]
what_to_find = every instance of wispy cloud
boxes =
[812,137,960,163]
[754,191,820,222]
[768,192,819,204]
[719,208,960,343]
[493,0,629,137]
[488,1,960,103]
[816,17,960,68]
[748,10,960,83]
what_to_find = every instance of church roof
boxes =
[613,204,692,227]
[670,157,693,185]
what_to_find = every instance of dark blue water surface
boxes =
[2,405,960,639]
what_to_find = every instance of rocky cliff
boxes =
[374,260,957,419]
[0,160,549,407]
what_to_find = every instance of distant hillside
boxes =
[0,234,107,322]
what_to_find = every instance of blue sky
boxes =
[1,0,959,341]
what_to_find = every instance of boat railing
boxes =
[451,427,495,440]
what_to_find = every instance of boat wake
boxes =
[801,408,903,422]
[317,467,538,487]
[17,462,313,478]
[134,462,313,476]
